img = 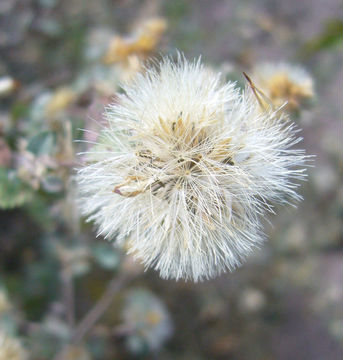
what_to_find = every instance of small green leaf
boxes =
[27,131,56,156]
[0,168,33,209]
[92,243,120,270]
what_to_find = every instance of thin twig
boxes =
[53,272,132,360]
[72,272,129,343]
[62,269,75,329]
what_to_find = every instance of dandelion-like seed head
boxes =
[252,62,314,112]
[77,55,307,281]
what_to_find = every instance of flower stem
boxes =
[53,272,132,360]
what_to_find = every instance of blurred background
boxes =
[1,0,343,359]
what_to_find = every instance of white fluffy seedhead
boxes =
[252,62,314,111]
[77,55,307,281]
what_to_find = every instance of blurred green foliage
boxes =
[302,19,343,57]
[0,0,343,359]
[0,169,33,209]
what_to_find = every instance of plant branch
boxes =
[53,271,132,360]
[72,272,130,343]
[62,269,75,329]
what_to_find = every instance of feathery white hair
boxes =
[77,55,307,281]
